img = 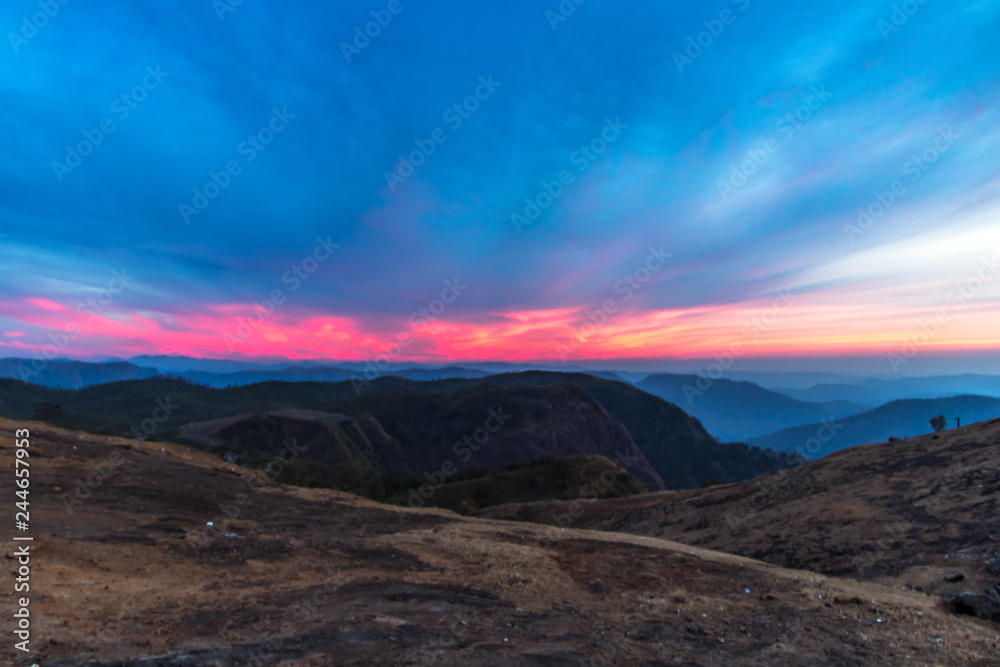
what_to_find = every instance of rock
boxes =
[987,556,1000,576]
[952,593,1000,622]
[944,572,966,583]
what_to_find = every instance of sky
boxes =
[1,0,999,374]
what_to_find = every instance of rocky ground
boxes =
[3,418,999,665]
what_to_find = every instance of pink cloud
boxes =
[0,290,996,363]
[24,298,67,313]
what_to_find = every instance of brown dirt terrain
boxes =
[481,418,1000,613]
[2,418,999,665]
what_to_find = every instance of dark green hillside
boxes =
[388,455,651,515]
[350,371,796,489]
[0,370,797,494]
[323,382,666,491]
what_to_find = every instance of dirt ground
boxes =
[2,419,999,665]
[482,418,1000,607]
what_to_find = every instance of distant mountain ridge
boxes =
[749,395,1000,458]
[771,374,1000,405]
[179,365,492,387]
[0,358,492,388]
[637,373,869,442]
[0,358,158,388]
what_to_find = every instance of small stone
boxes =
[944,572,966,583]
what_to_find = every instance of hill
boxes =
[481,417,1000,622]
[0,372,797,493]
[637,373,869,442]
[750,395,1000,458]
[385,455,651,515]
[189,383,667,495]
[6,419,997,665]
[372,371,799,489]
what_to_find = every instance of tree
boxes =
[930,415,947,432]
[32,402,62,421]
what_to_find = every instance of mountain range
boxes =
[637,373,869,442]
[749,395,1000,458]
[0,371,797,503]
[770,374,1000,405]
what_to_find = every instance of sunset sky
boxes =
[2,0,999,372]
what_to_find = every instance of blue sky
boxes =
[1,0,998,371]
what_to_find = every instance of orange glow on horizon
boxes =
[2,289,998,363]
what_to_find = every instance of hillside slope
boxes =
[482,418,1000,617]
[4,419,997,665]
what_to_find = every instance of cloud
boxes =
[0,0,997,364]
